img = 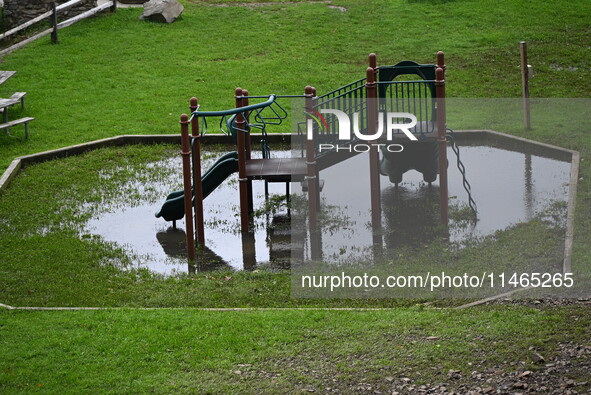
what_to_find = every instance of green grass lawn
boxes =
[0,0,589,171]
[0,0,590,392]
[2,306,590,393]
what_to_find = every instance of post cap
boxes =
[437,51,445,67]
[436,67,444,81]
[366,67,375,82]
[368,53,377,69]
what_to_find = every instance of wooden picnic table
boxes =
[0,71,16,85]
[0,71,33,138]
[0,98,21,123]
[0,71,18,123]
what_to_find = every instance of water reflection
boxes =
[297,140,571,263]
[382,183,443,250]
[156,227,231,272]
[85,140,572,274]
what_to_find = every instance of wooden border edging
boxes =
[564,151,579,273]
[0,133,290,194]
[0,303,390,311]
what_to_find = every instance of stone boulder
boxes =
[140,0,183,23]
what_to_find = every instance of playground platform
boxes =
[245,158,307,182]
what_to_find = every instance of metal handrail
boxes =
[190,95,277,119]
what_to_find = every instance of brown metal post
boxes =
[366,67,381,232]
[305,86,319,229]
[305,85,322,260]
[242,89,254,215]
[435,61,449,225]
[235,88,250,233]
[50,2,58,44]
[311,87,321,212]
[520,41,531,130]
[241,233,256,271]
[190,97,205,246]
[110,0,117,12]
[180,114,196,262]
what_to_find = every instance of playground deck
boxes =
[245,158,307,182]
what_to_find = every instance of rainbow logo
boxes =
[304,109,330,133]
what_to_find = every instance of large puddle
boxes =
[85,139,572,274]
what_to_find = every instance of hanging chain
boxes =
[446,128,477,216]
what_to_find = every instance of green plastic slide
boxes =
[155,151,239,222]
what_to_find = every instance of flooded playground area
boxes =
[82,134,573,275]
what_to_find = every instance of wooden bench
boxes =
[9,92,27,109]
[0,117,34,139]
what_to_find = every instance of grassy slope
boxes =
[0,0,589,171]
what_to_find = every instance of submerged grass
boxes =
[0,143,570,307]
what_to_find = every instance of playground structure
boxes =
[156,52,451,263]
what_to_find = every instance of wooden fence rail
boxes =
[0,0,116,56]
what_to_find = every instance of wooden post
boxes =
[50,2,58,44]
[180,114,196,262]
[305,85,321,260]
[241,233,256,271]
[520,41,531,130]
[311,87,321,212]
[366,66,381,232]
[235,88,250,233]
[305,85,319,228]
[369,54,383,256]
[190,97,205,246]
[110,0,117,12]
[242,89,254,216]
[435,52,448,226]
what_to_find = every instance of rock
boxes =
[513,381,527,389]
[517,370,532,378]
[140,0,184,23]
[532,352,546,364]
[448,369,462,379]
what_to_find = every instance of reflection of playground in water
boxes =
[155,212,299,272]
[87,137,572,274]
[156,228,231,272]
[381,184,442,251]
